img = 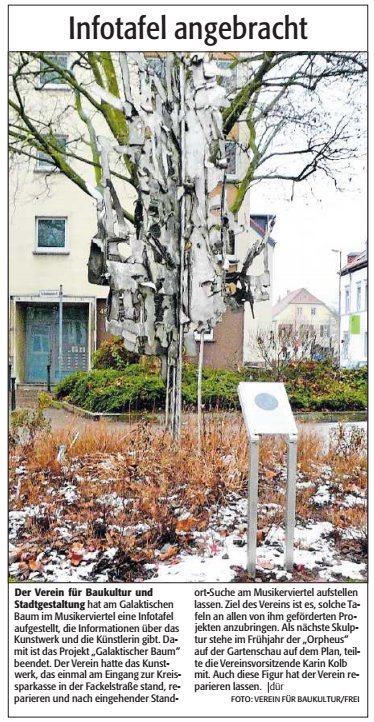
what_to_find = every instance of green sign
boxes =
[350,315,361,335]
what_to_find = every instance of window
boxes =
[345,287,350,314]
[36,135,67,170]
[39,53,68,87]
[278,323,293,336]
[36,217,67,253]
[342,331,349,359]
[297,307,303,317]
[225,141,237,176]
[215,59,237,95]
[320,325,330,338]
[356,282,361,311]
[300,324,314,335]
[311,307,316,316]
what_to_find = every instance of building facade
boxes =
[339,250,367,368]
[9,52,275,383]
[272,288,338,360]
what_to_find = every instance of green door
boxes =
[25,305,88,383]
[26,306,55,383]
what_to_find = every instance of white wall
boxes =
[340,265,367,367]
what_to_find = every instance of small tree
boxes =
[253,324,336,378]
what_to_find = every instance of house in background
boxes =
[272,288,338,360]
[339,249,367,367]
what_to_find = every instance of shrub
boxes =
[92,337,139,370]
[54,361,367,414]
[55,366,165,413]
[10,409,51,448]
[182,365,242,408]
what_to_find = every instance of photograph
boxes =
[8,49,367,585]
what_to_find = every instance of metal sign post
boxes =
[238,382,298,576]
[285,432,298,571]
[58,284,63,381]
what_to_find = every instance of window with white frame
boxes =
[311,307,316,316]
[320,325,330,338]
[225,140,237,177]
[39,53,69,87]
[194,329,214,342]
[345,287,350,314]
[297,307,303,317]
[36,135,67,170]
[342,331,349,359]
[356,282,362,311]
[36,217,67,252]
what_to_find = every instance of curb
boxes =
[58,401,366,425]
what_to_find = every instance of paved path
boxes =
[27,407,367,441]
[11,386,367,439]
[43,407,134,432]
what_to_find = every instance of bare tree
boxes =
[224,51,367,211]
[253,323,336,378]
[9,51,367,213]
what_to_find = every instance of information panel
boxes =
[238,382,298,438]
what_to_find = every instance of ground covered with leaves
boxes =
[9,415,367,584]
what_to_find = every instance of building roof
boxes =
[340,248,367,276]
[250,215,276,247]
[272,288,330,318]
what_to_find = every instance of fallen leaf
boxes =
[176,516,196,533]
[69,543,85,566]
[18,561,29,576]
[9,546,25,564]
[29,559,44,572]
[159,545,178,561]
[264,469,277,481]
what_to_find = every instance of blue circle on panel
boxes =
[254,393,279,411]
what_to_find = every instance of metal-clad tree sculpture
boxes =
[88,52,238,436]
[10,50,282,436]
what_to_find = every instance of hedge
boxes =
[54,360,367,414]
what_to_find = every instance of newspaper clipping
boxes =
[7,2,368,719]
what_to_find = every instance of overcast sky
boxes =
[250,161,367,312]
